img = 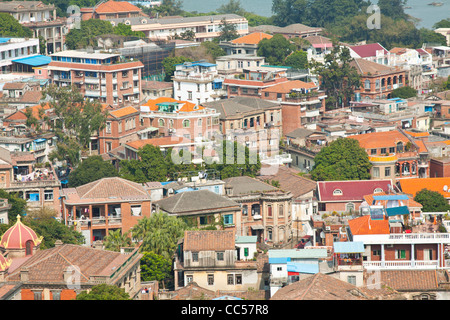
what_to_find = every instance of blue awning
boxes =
[373,195,409,201]
[34,138,47,143]
[385,206,410,216]
[334,241,365,253]
[0,38,11,44]
[287,263,319,274]
[12,55,52,67]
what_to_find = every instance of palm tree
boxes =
[103,229,132,252]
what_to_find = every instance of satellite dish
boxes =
[444,185,448,192]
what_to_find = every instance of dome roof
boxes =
[0,253,11,272]
[0,215,43,250]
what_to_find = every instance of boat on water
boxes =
[428,2,443,6]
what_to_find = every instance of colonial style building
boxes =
[219,32,273,56]
[81,0,146,21]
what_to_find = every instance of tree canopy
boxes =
[310,138,372,181]
[0,13,33,38]
[68,156,119,187]
[217,18,240,42]
[103,229,132,252]
[140,251,173,289]
[414,189,450,213]
[391,86,417,99]
[0,190,27,223]
[162,55,193,82]
[76,284,130,300]
[284,50,309,70]
[257,34,296,66]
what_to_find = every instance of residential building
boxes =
[0,218,143,300]
[398,177,450,204]
[219,32,273,56]
[261,79,327,133]
[153,189,241,231]
[249,23,323,39]
[0,37,46,74]
[59,177,152,245]
[316,179,393,214]
[141,80,173,100]
[47,50,144,106]
[172,61,226,104]
[0,1,68,54]
[0,199,10,225]
[124,136,197,160]
[202,96,283,158]
[173,230,262,293]
[435,28,450,46]
[268,248,329,297]
[223,176,293,247]
[80,0,146,21]
[349,129,430,179]
[121,14,248,42]
[304,35,333,64]
[349,43,392,66]
[215,54,266,77]
[0,81,43,111]
[430,46,450,78]
[140,97,221,141]
[350,58,407,101]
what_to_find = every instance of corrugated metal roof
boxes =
[287,262,319,274]
[235,236,257,243]
[269,248,328,259]
[12,55,51,67]
[333,241,365,253]
[385,206,410,217]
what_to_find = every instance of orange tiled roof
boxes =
[94,0,142,13]
[348,215,390,235]
[414,140,428,153]
[231,32,273,44]
[126,136,192,150]
[141,97,204,112]
[109,106,138,118]
[399,178,450,198]
[405,130,429,138]
[349,130,409,150]
[261,80,317,93]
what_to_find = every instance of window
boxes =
[33,291,43,300]
[395,249,406,259]
[52,291,61,300]
[188,91,192,100]
[227,274,234,285]
[158,119,165,127]
[44,190,53,201]
[197,118,202,127]
[389,147,395,153]
[384,167,391,177]
[186,275,193,283]
[244,247,249,257]
[106,122,111,134]
[372,167,380,178]
[279,205,284,217]
[347,275,356,286]
[267,229,273,241]
[370,148,377,155]
[207,274,214,285]
[373,250,381,256]
[364,80,371,90]
[192,252,198,262]
[235,274,242,284]
[217,252,224,261]
[182,119,190,128]
[131,205,142,216]
[223,214,233,225]
[199,216,208,225]
[346,203,355,213]
[122,71,128,77]
[380,148,387,154]
[333,189,343,196]
[267,205,272,217]
[242,205,248,215]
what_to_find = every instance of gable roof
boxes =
[348,215,390,235]
[125,136,193,151]
[350,43,388,58]
[230,32,272,45]
[109,106,139,119]
[261,80,318,94]
[317,179,392,202]
[183,230,235,252]
[93,0,142,13]
[154,189,240,215]
[202,96,279,120]
[378,270,439,292]
[223,176,280,195]
[61,177,151,204]
[349,58,399,76]
[348,129,410,150]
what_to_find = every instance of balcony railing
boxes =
[363,260,439,269]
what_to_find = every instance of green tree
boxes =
[131,212,188,260]
[0,190,27,223]
[433,18,450,29]
[419,28,448,46]
[257,34,296,66]
[201,41,226,59]
[205,140,261,180]
[217,0,246,16]
[76,284,130,300]
[0,13,33,38]
[284,50,309,69]
[103,229,132,252]
[377,0,407,20]
[313,45,360,109]
[140,251,173,289]
[24,207,85,249]
[271,0,310,27]
[310,138,372,181]
[113,23,146,38]
[391,86,417,99]
[162,55,193,82]
[68,156,119,187]
[65,19,114,49]
[414,189,450,213]
[217,18,240,42]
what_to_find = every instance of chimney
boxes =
[20,269,29,282]
[55,240,63,247]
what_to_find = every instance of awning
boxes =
[251,225,264,230]
[138,127,158,134]
[12,55,51,67]
[287,262,319,274]
[333,241,365,254]
[373,195,409,201]
[0,38,11,44]
[34,138,47,143]
[385,206,410,217]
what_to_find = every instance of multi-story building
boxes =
[349,43,392,66]
[0,1,68,54]
[120,14,248,42]
[172,61,226,104]
[81,0,146,21]
[219,32,273,56]
[202,96,282,158]
[249,23,323,40]
[350,58,407,101]
[173,230,261,292]
[0,37,47,74]
[261,80,327,134]
[47,50,144,106]
[140,97,221,141]
[60,177,152,246]
[215,54,266,77]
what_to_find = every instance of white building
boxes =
[0,38,42,74]
[172,61,226,104]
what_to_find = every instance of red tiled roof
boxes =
[262,80,317,93]
[349,130,409,150]
[348,215,390,235]
[125,136,192,150]
[183,230,235,252]
[93,0,142,13]
[109,106,139,118]
[350,43,388,58]
[317,180,392,202]
[231,32,272,44]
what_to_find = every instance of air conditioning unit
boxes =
[325,226,331,231]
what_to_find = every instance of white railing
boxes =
[363,260,439,270]
[354,233,450,244]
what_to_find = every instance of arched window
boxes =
[364,80,371,90]
[182,119,190,128]
[374,188,383,194]
[333,189,343,196]
[26,240,33,256]
[158,119,165,127]
[346,203,355,213]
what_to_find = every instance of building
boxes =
[121,14,248,42]
[172,61,226,104]
[0,1,67,54]
[304,35,333,64]
[202,96,283,158]
[249,23,323,39]
[223,176,293,247]
[153,189,241,231]
[0,218,143,300]
[140,97,221,141]
[349,129,430,180]
[47,50,144,106]
[261,79,327,133]
[173,230,261,293]
[219,32,273,56]
[141,80,173,100]
[124,136,197,160]
[349,43,391,66]
[80,0,146,21]
[398,177,450,203]
[215,54,266,77]
[59,177,152,245]
[0,37,47,74]
[435,28,450,46]
[0,81,43,111]
[350,58,407,101]
[316,179,393,214]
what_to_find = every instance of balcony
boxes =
[363,260,439,270]
[84,77,100,84]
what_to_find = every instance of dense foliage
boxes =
[68,156,119,187]
[391,86,418,99]
[0,13,33,38]
[414,189,450,213]
[76,284,130,300]
[140,251,174,289]
[257,34,296,66]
